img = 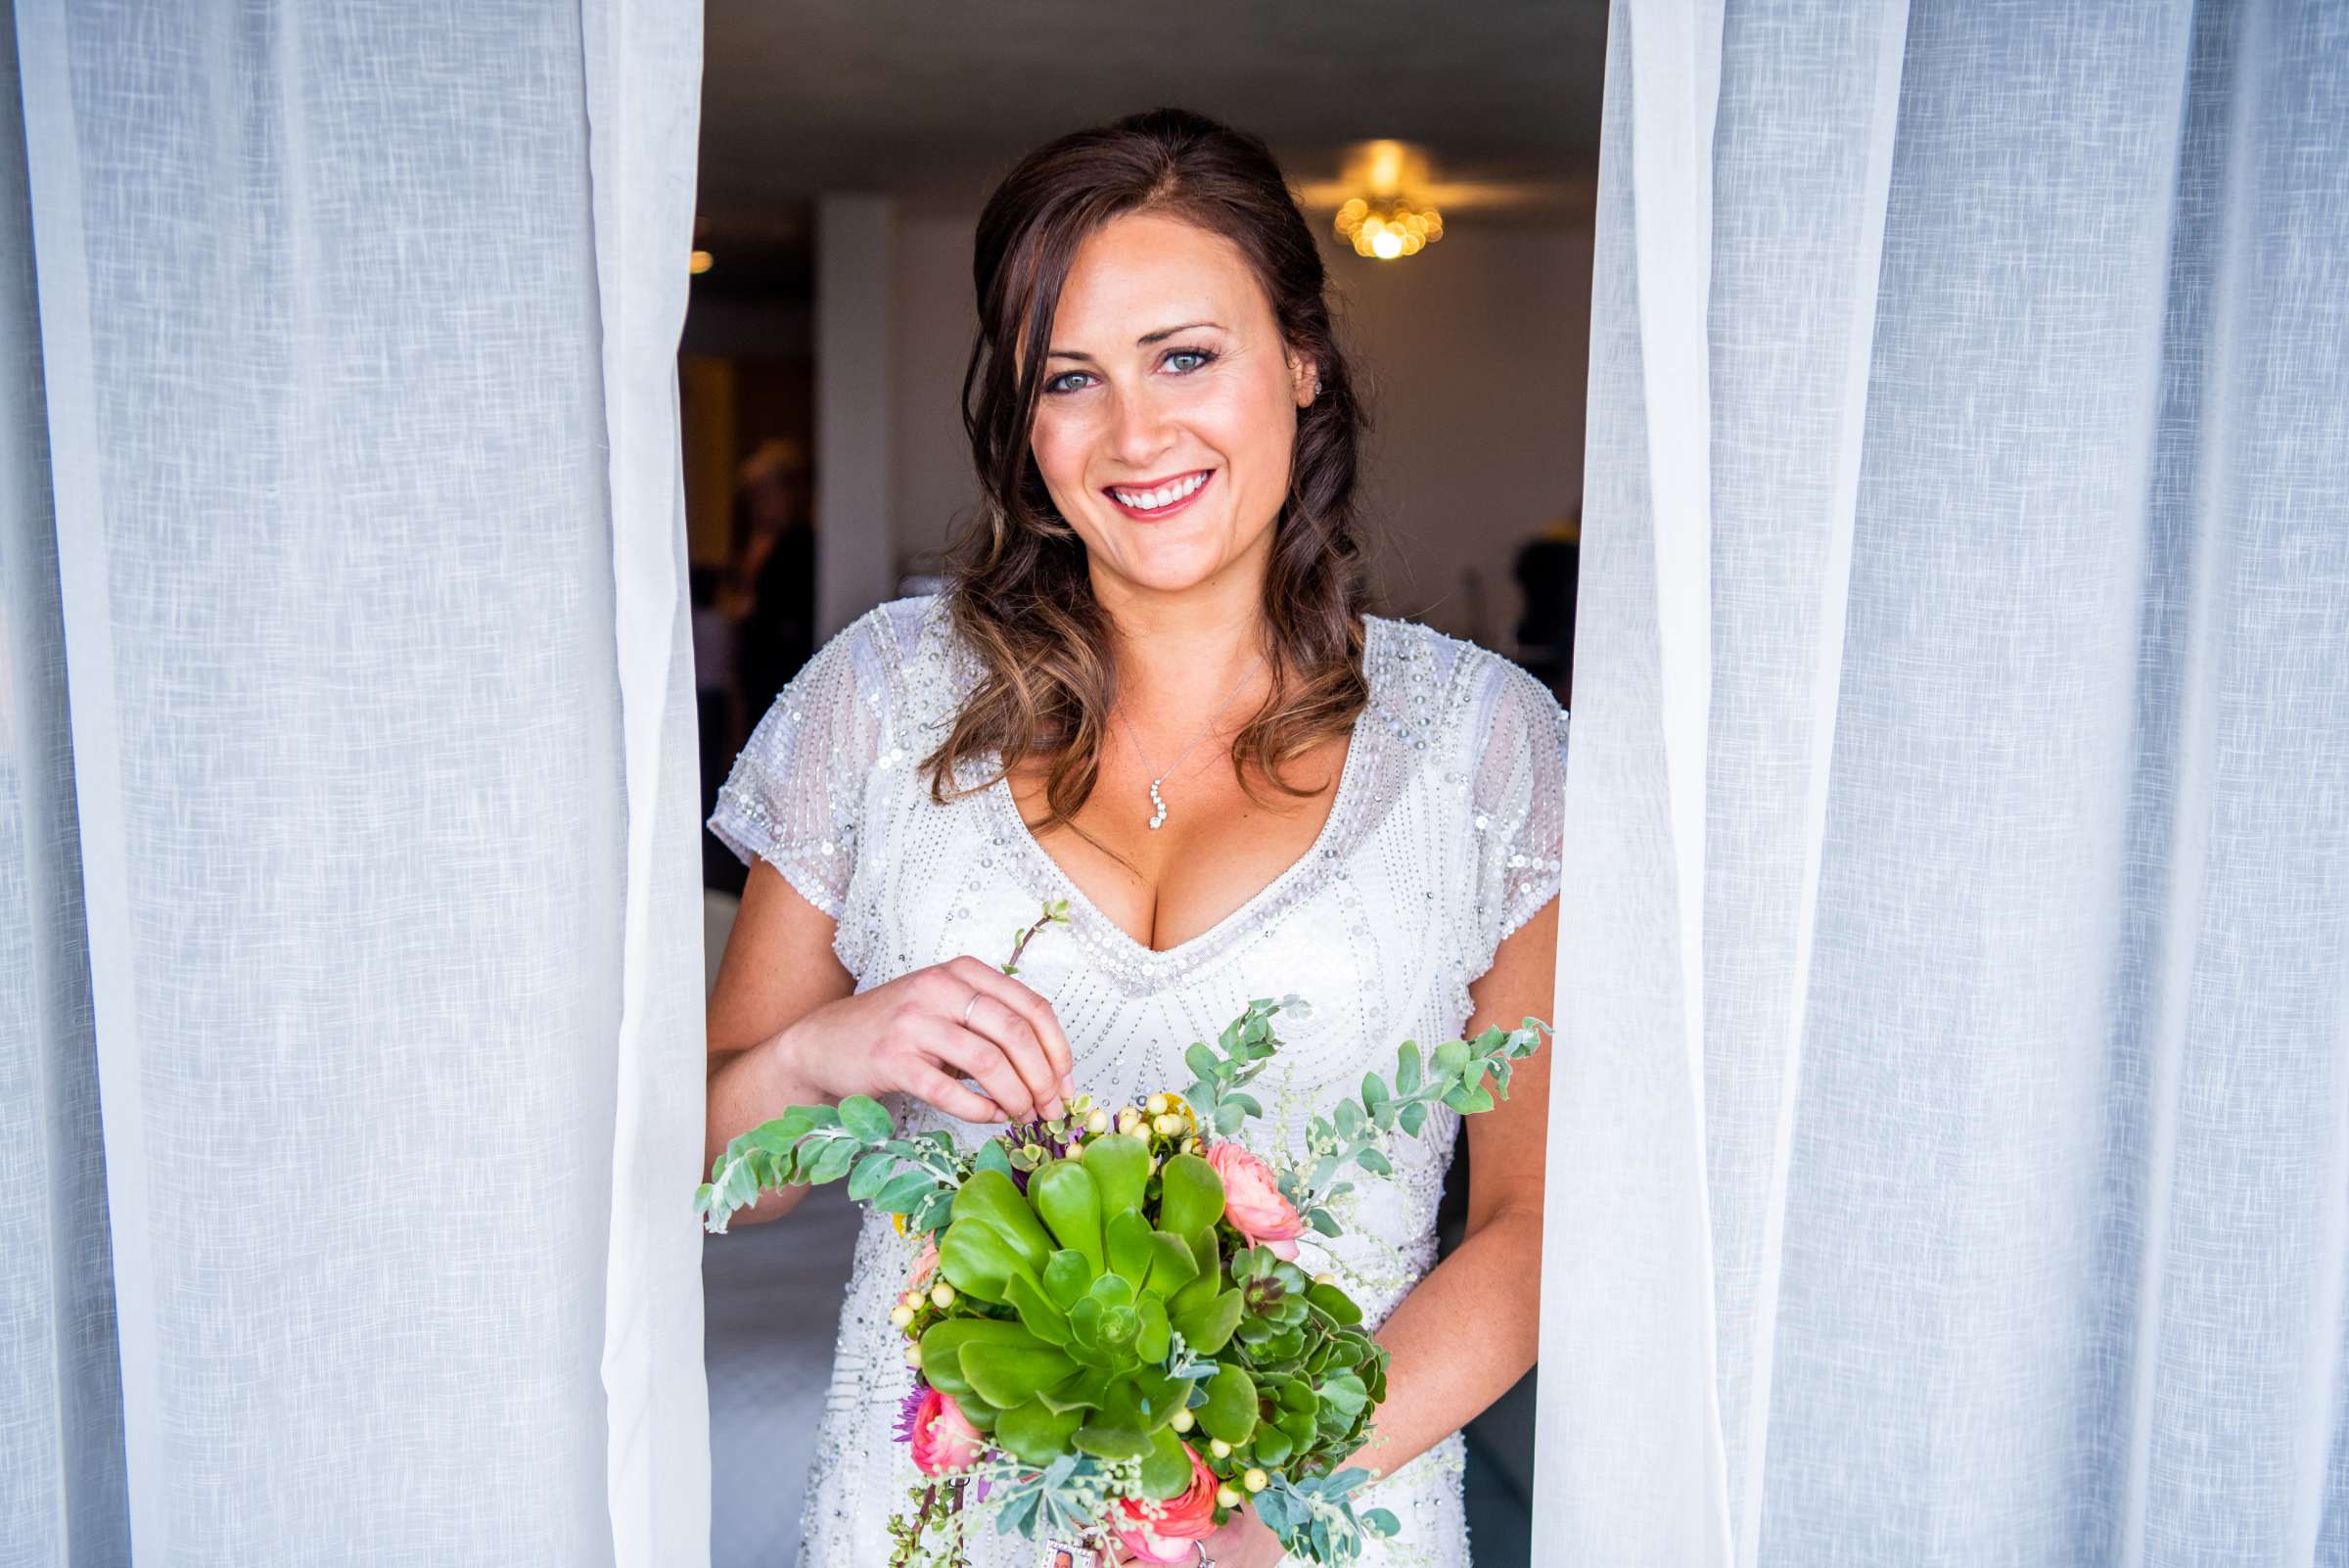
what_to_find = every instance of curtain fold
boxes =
[0,10,130,1560]
[1538,1,2349,1563]
[1,3,708,1562]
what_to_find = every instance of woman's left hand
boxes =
[1105,1504,1288,1568]
[1193,1503,1289,1568]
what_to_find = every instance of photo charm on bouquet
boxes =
[697,900,1553,1568]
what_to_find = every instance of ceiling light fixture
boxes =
[1330,139,1445,261]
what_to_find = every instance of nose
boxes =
[1106,382,1177,471]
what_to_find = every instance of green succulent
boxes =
[917,1126,1387,1522]
[919,1132,1245,1500]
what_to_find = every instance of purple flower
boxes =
[892,1380,926,1445]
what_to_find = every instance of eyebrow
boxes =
[1046,321,1224,362]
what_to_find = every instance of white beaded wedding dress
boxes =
[709,592,1567,1568]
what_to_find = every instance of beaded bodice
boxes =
[708,592,1567,1568]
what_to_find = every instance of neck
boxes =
[1089,553,1271,726]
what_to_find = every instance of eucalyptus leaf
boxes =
[807,1137,857,1185]
[875,1169,939,1214]
[847,1150,894,1201]
[838,1095,893,1142]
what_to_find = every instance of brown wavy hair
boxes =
[922,107,1375,865]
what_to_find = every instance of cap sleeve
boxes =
[1462,656,1570,983]
[706,609,891,919]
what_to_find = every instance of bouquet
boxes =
[697,902,1550,1567]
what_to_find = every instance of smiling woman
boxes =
[702,107,1568,1568]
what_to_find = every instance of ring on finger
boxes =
[960,991,984,1029]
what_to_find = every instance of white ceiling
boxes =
[697,0,1612,228]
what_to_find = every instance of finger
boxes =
[899,1064,1006,1127]
[924,1019,1039,1123]
[961,991,1065,1121]
[949,958,1076,1108]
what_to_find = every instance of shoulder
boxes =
[790,592,951,710]
[1362,613,1570,746]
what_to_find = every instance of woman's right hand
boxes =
[775,954,1076,1126]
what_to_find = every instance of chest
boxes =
[1002,732,1351,956]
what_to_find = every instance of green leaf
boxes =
[974,1140,1014,1177]
[1199,1364,1259,1444]
[1252,1422,1295,1466]
[877,1174,952,1224]
[1396,1041,1422,1095]
[1215,1101,1247,1135]
[1362,1507,1400,1537]
[1361,1073,1389,1112]
[910,1187,952,1235]
[806,1137,857,1185]
[995,1398,1083,1465]
[1137,1424,1192,1500]
[1041,1249,1092,1312]
[838,1095,893,1142]
[847,1150,894,1201]
[1432,1038,1470,1078]
[1334,1100,1362,1139]
[1184,1043,1219,1083]
[1071,1423,1153,1461]
[963,1341,1081,1407]
[1306,1281,1362,1324]
[1307,1206,1342,1238]
[1355,1145,1392,1177]
[1399,1100,1429,1137]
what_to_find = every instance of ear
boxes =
[1289,350,1320,407]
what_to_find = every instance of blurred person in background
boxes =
[724,434,817,728]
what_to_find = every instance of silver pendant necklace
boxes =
[1117,651,1264,831]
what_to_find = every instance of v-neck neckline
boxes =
[983,618,1388,977]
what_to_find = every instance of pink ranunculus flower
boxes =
[905,1236,941,1292]
[1203,1140,1311,1261]
[908,1387,986,1476]
[1109,1441,1220,1562]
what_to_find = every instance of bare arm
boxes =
[703,860,856,1224]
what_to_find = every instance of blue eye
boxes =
[1042,346,1218,396]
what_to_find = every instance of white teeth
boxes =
[1112,472,1207,509]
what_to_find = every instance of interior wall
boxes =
[885,208,1595,652]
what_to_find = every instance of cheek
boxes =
[1027,414,1084,485]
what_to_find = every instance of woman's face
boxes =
[1023,210,1316,602]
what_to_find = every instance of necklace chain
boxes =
[1117,651,1264,831]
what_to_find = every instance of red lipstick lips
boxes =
[1103,469,1214,521]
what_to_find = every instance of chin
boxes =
[1112,533,1245,595]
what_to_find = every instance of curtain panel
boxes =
[0,3,709,1563]
[1539,1,2348,1564]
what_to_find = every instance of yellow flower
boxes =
[892,1212,909,1237]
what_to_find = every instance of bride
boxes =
[704,107,1568,1568]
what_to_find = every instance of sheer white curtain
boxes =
[0,3,709,1563]
[1537,1,2348,1564]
